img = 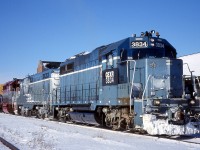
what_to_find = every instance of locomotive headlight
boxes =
[189,99,196,105]
[151,43,155,47]
[153,99,161,106]
[150,38,155,42]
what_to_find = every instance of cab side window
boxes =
[120,49,127,61]
[107,53,113,69]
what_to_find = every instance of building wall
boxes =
[179,53,200,76]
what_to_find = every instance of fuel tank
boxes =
[69,112,99,125]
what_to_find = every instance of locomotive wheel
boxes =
[37,114,45,119]
[112,118,127,131]
[60,117,67,123]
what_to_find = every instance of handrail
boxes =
[142,75,152,114]
[120,60,136,114]
[183,63,195,98]
[128,60,136,114]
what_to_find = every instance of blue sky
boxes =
[0,0,200,83]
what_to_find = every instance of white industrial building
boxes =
[179,53,200,76]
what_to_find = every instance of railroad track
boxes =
[162,135,200,145]
[70,122,200,145]
[0,137,19,150]
[47,118,200,145]
[2,113,200,146]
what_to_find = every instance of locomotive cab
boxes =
[129,32,199,134]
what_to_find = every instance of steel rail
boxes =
[0,137,19,150]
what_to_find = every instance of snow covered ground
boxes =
[0,142,10,150]
[0,113,200,150]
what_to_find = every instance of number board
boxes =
[131,41,148,48]
[155,42,165,48]
[102,68,119,86]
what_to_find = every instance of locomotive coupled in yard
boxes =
[1,30,200,135]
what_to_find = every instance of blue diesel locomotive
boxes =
[3,30,200,135]
[52,30,200,135]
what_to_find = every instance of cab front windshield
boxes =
[131,46,176,59]
[132,48,164,59]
